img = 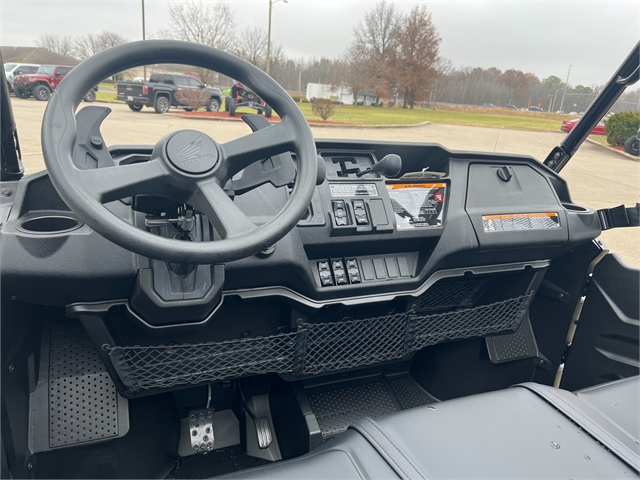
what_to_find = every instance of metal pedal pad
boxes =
[254,416,273,449]
[189,408,215,453]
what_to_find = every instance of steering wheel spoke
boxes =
[42,40,317,264]
[191,178,257,239]
[75,160,171,203]
[220,121,297,180]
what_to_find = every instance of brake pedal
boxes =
[189,408,215,453]
[254,416,273,449]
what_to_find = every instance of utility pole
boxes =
[142,0,147,80]
[266,0,288,75]
[551,87,564,112]
[559,64,572,114]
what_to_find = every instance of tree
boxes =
[342,45,368,105]
[73,31,128,60]
[175,89,210,111]
[161,0,235,85]
[395,5,441,108]
[350,0,400,101]
[541,75,563,89]
[235,27,267,69]
[165,0,234,50]
[312,99,336,121]
[36,34,75,58]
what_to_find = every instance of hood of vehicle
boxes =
[14,74,50,83]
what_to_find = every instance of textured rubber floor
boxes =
[307,375,436,439]
[30,322,129,452]
[486,315,539,363]
[48,323,122,447]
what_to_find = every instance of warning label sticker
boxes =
[329,183,378,197]
[386,183,446,230]
[482,212,560,232]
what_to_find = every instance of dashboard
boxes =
[0,138,602,327]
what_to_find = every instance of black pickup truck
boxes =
[116,73,223,114]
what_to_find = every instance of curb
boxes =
[164,112,431,129]
[586,138,638,161]
[309,120,431,129]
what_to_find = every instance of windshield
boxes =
[36,66,55,75]
[1,1,639,266]
[4,63,17,72]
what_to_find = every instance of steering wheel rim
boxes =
[41,40,317,265]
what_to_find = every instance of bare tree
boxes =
[159,1,235,85]
[235,27,267,69]
[342,45,368,105]
[36,34,75,58]
[312,99,336,121]
[351,0,399,101]
[396,5,441,108]
[175,89,210,111]
[166,0,235,50]
[74,31,127,60]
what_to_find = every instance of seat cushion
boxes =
[577,376,640,442]
[221,378,639,479]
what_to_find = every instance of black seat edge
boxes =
[513,379,640,473]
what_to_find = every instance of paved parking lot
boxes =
[11,98,639,267]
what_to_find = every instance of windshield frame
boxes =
[544,41,640,172]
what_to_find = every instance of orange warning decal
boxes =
[388,183,446,189]
[482,213,558,220]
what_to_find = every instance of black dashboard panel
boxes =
[0,139,602,314]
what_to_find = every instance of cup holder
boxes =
[562,203,589,212]
[17,214,83,235]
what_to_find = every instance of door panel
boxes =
[561,253,639,391]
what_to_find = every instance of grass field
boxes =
[297,103,569,131]
[92,92,579,134]
[587,135,609,145]
[96,91,121,103]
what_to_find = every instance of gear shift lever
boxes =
[356,154,402,178]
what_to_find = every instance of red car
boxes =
[561,118,606,135]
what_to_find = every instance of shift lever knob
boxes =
[356,154,402,178]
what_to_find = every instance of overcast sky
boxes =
[1,0,638,87]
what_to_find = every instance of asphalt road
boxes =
[10,98,640,267]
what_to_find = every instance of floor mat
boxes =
[307,374,437,439]
[168,445,269,479]
[30,322,129,453]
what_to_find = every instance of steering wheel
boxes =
[41,40,317,265]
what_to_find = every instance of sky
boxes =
[0,0,638,87]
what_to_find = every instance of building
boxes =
[1,46,79,66]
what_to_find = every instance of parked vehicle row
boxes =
[3,62,39,92]
[5,63,97,102]
[116,73,223,114]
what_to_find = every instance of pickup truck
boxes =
[13,64,97,102]
[116,73,223,114]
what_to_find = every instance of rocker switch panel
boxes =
[346,259,361,284]
[332,200,350,226]
[318,261,334,287]
[352,199,369,225]
[332,260,348,285]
